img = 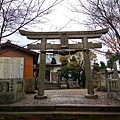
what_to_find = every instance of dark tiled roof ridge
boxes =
[1,40,38,55]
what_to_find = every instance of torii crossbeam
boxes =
[19,28,109,99]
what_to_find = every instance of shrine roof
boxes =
[38,53,61,66]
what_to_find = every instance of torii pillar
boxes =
[83,37,96,98]
[34,37,47,99]
[19,28,109,99]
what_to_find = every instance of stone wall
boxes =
[0,78,25,104]
[107,91,120,101]
[107,78,120,101]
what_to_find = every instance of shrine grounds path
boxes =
[2,89,120,106]
[0,89,120,120]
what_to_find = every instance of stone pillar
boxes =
[83,37,98,99]
[113,62,118,79]
[107,78,110,92]
[34,38,47,99]
[118,77,120,93]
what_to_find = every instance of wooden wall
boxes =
[0,48,33,78]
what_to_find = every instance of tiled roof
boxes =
[38,53,61,65]
[1,40,37,55]
[0,40,39,64]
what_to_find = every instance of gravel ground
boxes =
[1,89,120,106]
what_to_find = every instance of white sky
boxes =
[2,0,108,64]
[26,0,87,32]
[3,0,87,44]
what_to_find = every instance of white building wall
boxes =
[50,66,60,83]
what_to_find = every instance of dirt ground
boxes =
[2,89,119,106]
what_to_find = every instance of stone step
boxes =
[45,83,60,90]
[0,105,120,120]
[0,105,120,112]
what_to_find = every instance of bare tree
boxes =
[68,0,120,53]
[0,0,63,43]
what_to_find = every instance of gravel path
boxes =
[1,89,120,106]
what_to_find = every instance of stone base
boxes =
[25,91,36,94]
[85,94,98,99]
[0,93,25,104]
[68,81,80,89]
[60,84,67,89]
[34,95,47,99]
[107,92,120,101]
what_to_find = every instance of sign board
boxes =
[0,57,24,78]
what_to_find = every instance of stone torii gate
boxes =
[19,28,108,99]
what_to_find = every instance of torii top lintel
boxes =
[19,28,109,40]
